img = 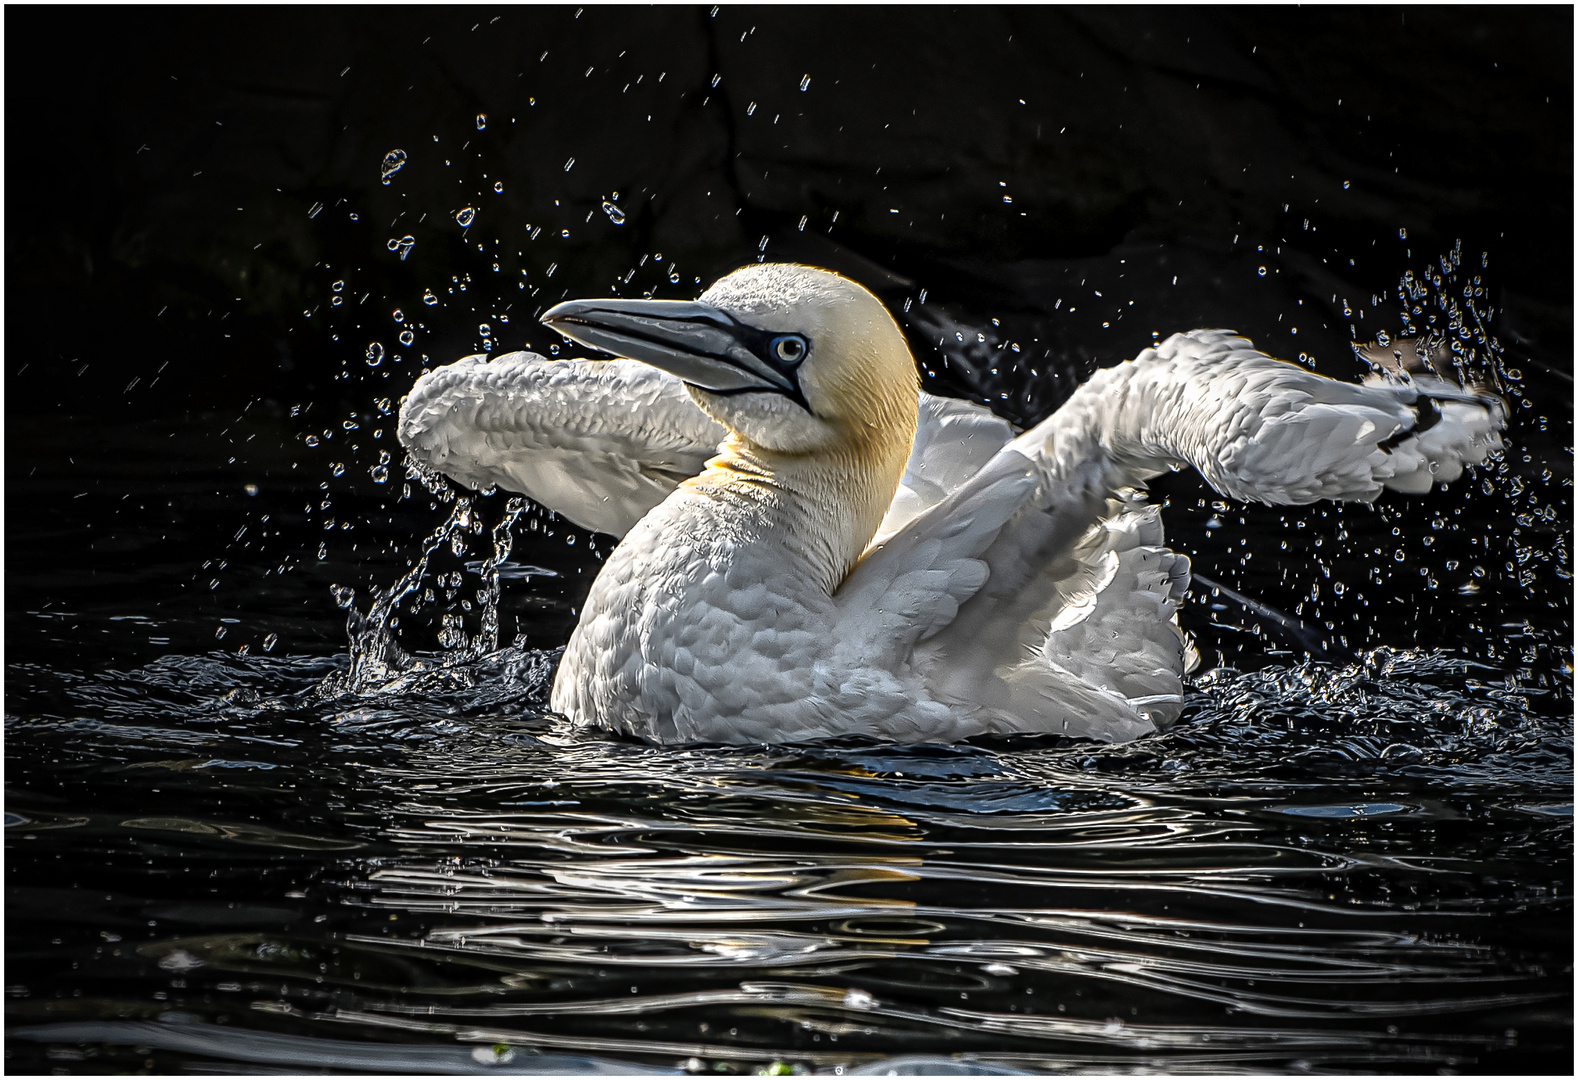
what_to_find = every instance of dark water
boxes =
[6,7,1573,1075]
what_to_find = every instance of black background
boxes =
[7,5,1571,421]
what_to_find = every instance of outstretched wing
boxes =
[398,352,727,536]
[836,329,1506,739]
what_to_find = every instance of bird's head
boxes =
[541,264,917,458]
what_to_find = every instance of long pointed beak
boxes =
[541,298,806,405]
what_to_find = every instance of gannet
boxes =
[399,264,1505,744]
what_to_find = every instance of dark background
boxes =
[6,5,1572,665]
[8,5,1571,418]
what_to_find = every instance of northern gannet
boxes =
[399,264,1505,744]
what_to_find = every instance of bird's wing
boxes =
[874,392,1019,542]
[838,329,1505,738]
[397,352,727,537]
[918,492,1198,739]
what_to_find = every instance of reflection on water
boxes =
[7,641,1569,1073]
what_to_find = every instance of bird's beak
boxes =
[541,297,808,406]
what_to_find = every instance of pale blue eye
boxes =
[772,335,807,365]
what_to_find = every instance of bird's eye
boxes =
[772,335,807,365]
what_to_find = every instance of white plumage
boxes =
[399,265,1505,744]
[398,355,724,537]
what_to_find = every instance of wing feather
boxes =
[838,329,1504,738]
[398,352,726,536]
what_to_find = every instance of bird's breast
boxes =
[550,486,840,741]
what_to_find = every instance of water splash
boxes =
[1372,239,1507,393]
[315,465,534,700]
[379,148,408,185]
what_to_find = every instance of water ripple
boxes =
[6,646,1568,1072]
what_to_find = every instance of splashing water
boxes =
[379,148,407,185]
[315,463,538,700]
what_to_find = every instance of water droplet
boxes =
[1342,180,1351,189]
[493,180,504,193]
[330,584,356,609]
[332,280,345,293]
[1398,227,1408,240]
[331,296,343,306]
[746,101,757,116]
[331,462,346,477]
[366,342,384,366]
[564,156,575,172]
[475,113,487,130]
[479,323,490,337]
[602,200,626,224]
[800,74,811,91]
[392,308,404,323]
[668,269,680,283]
[244,483,259,496]
[560,229,570,238]
[399,330,415,346]
[317,542,328,561]
[422,289,438,305]
[380,149,407,185]
[1257,266,1267,277]
[370,464,389,484]
[455,206,476,227]
[262,633,278,652]
[386,235,415,260]
[304,435,319,447]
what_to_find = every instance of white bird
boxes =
[399,263,1505,744]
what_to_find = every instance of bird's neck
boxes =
[690,425,913,595]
